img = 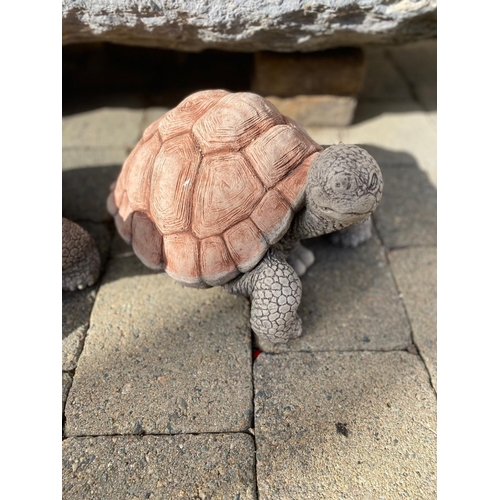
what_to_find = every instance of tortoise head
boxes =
[305,144,383,230]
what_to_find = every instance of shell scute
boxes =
[245,124,321,188]
[192,92,284,153]
[164,232,202,287]
[150,134,201,235]
[199,236,238,286]
[223,218,268,273]
[191,153,265,239]
[158,89,229,140]
[111,91,318,287]
[250,190,293,245]
[126,132,162,213]
[131,212,164,270]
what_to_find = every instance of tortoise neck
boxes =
[290,207,339,241]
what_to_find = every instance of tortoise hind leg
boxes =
[224,249,303,344]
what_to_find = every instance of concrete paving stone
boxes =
[63,286,97,372]
[254,350,436,499]
[303,127,345,147]
[370,161,437,249]
[62,221,113,370]
[62,433,256,500]
[388,247,437,390]
[387,40,437,111]
[63,372,73,414]
[62,107,144,149]
[64,255,253,436]
[62,147,129,171]
[256,235,411,353]
[348,101,437,187]
[358,46,414,102]
[62,162,121,222]
[142,107,170,129]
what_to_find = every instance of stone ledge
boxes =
[62,0,437,51]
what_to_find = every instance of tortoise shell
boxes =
[107,90,322,287]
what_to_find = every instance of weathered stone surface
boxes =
[63,372,73,414]
[62,287,97,372]
[62,108,144,149]
[62,0,437,51]
[62,222,112,369]
[254,351,436,499]
[256,235,411,353]
[389,247,437,390]
[305,104,437,188]
[368,153,437,248]
[62,147,129,171]
[252,48,365,97]
[63,433,256,499]
[64,256,253,436]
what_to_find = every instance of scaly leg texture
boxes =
[62,218,101,291]
[224,249,303,344]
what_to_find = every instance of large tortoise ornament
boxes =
[107,90,383,343]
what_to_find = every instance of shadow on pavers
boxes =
[63,164,121,223]
[358,144,437,248]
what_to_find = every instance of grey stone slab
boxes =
[62,0,436,50]
[254,351,436,499]
[62,108,144,149]
[64,256,253,436]
[256,235,411,353]
[62,222,113,370]
[63,372,73,414]
[62,433,256,499]
[389,247,437,390]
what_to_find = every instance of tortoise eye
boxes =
[369,174,378,191]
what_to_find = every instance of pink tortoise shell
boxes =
[107,90,322,287]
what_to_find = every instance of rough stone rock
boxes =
[62,0,437,52]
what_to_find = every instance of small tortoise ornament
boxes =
[62,218,101,291]
[107,90,383,343]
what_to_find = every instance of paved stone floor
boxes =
[63,40,436,499]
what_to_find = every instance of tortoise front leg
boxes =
[329,217,374,248]
[224,249,303,344]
